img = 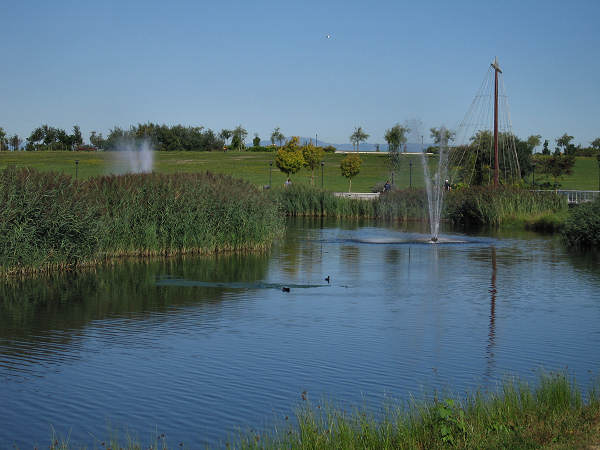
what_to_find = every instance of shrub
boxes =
[562,198,600,247]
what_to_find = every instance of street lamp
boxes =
[597,153,600,191]
[409,160,413,188]
[532,162,536,188]
[75,160,79,180]
[316,133,318,147]
[321,161,324,189]
[269,161,273,187]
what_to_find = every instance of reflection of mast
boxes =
[485,247,497,379]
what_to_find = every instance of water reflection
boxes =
[485,247,497,380]
[0,253,270,378]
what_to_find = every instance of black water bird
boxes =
[325,276,330,283]
[282,286,290,292]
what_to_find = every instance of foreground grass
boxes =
[42,373,600,449]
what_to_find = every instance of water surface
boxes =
[1,219,599,448]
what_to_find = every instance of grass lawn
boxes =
[0,151,427,192]
[0,151,597,192]
[526,156,600,191]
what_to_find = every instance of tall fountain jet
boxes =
[421,127,450,243]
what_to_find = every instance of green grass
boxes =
[42,373,600,449]
[562,197,600,247]
[0,151,440,192]
[2,151,597,192]
[527,156,600,190]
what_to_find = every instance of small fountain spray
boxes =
[421,127,450,243]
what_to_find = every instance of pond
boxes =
[1,219,599,448]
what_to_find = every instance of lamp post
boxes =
[532,162,536,187]
[391,171,394,186]
[269,161,273,187]
[75,160,79,180]
[409,160,413,188]
[316,133,318,147]
[321,161,324,188]
[597,153,600,191]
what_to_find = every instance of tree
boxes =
[591,138,600,152]
[430,127,455,145]
[340,153,362,192]
[385,124,409,173]
[231,125,247,151]
[0,128,7,151]
[527,134,542,152]
[271,127,285,147]
[302,142,324,185]
[350,126,369,151]
[219,129,232,147]
[72,125,83,149]
[556,133,574,154]
[90,131,105,149]
[542,139,550,155]
[252,133,261,147]
[534,153,576,185]
[275,136,304,177]
[9,134,22,151]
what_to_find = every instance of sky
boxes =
[1,0,599,148]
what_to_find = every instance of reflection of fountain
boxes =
[421,127,449,242]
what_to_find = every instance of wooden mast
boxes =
[491,57,502,187]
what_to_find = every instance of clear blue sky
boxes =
[1,0,599,147]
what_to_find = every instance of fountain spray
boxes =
[421,127,449,242]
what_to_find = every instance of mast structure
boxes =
[491,57,502,188]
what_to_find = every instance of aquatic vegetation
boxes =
[0,167,284,275]
[444,186,567,226]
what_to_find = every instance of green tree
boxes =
[430,127,456,145]
[219,129,232,147]
[556,133,574,154]
[527,134,542,152]
[591,137,600,152]
[350,126,369,151]
[252,133,261,147]
[231,125,247,151]
[542,139,550,155]
[275,136,304,177]
[90,131,105,149]
[0,128,7,151]
[302,142,324,185]
[340,153,362,192]
[385,124,409,173]
[534,153,576,185]
[271,127,285,147]
[71,125,83,149]
[9,134,22,151]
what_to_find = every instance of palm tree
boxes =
[350,126,369,152]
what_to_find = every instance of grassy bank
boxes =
[0,167,284,275]
[43,373,600,449]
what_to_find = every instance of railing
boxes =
[534,190,599,204]
[333,192,380,200]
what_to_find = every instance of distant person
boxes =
[285,178,292,187]
[444,179,451,191]
[383,180,391,192]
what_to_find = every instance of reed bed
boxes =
[0,167,283,275]
[444,186,567,226]
[267,185,429,221]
